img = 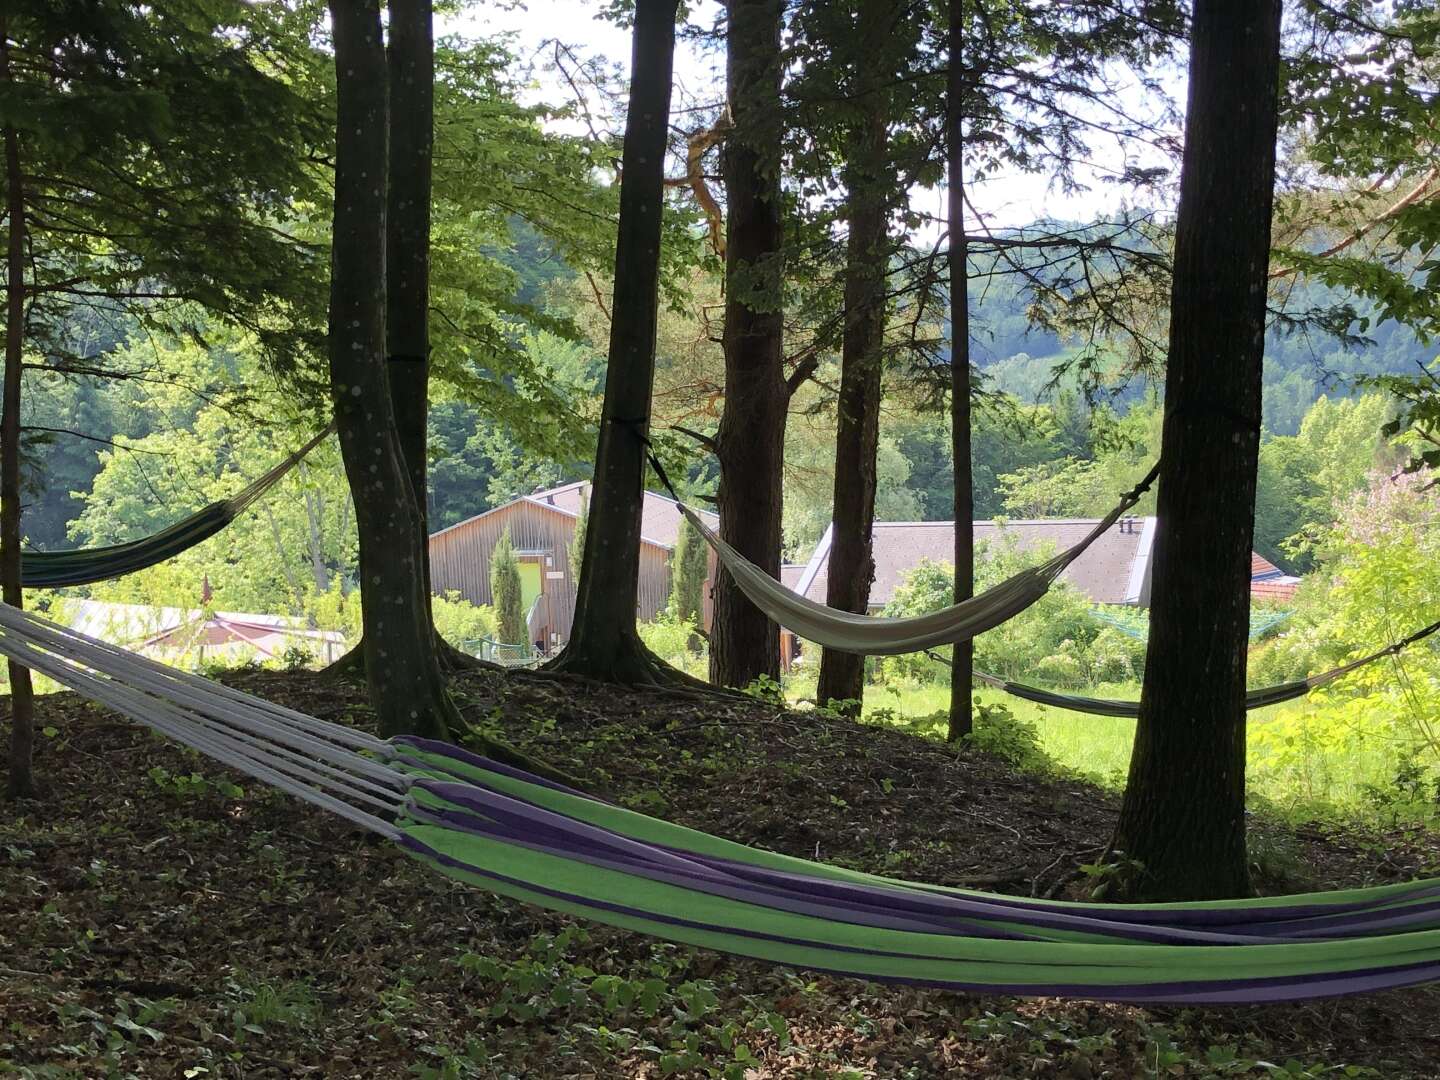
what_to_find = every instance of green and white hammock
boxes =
[20,426,333,589]
[3,601,1440,1005]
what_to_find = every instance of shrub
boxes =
[431,592,499,653]
[638,614,707,678]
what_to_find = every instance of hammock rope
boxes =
[641,437,1160,656]
[923,618,1440,717]
[20,423,335,589]
[4,601,1440,1004]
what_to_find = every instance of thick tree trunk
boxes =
[816,64,889,713]
[710,0,786,691]
[2,38,36,798]
[1110,0,1282,901]
[324,0,488,678]
[386,0,433,543]
[546,0,686,685]
[326,0,461,740]
[946,0,974,741]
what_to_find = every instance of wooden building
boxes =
[428,480,719,649]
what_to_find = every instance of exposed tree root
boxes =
[322,636,501,681]
[544,634,748,702]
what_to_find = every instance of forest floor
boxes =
[3,665,1440,1079]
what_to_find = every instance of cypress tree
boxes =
[490,528,525,645]
[669,516,708,627]
[569,490,588,581]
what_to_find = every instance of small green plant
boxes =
[279,644,314,670]
[743,673,785,706]
[963,701,1054,773]
[1077,852,1145,900]
[148,765,243,800]
[223,973,320,1042]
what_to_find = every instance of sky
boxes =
[447,1,1184,232]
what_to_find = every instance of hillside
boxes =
[4,665,1440,1077]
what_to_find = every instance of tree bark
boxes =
[815,53,889,714]
[326,0,460,740]
[946,0,974,741]
[2,24,37,799]
[710,0,787,691]
[326,0,489,677]
[386,0,433,539]
[1109,0,1282,901]
[547,0,687,685]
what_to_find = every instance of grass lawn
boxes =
[849,679,1414,818]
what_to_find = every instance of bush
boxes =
[638,614,707,678]
[880,539,1141,690]
[965,700,1055,773]
[431,592,499,653]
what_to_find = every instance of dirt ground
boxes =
[3,664,1439,1078]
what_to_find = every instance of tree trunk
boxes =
[1109,0,1282,901]
[946,0,973,741]
[2,27,37,798]
[709,0,787,691]
[326,0,460,740]
[815,83,888,714]
[326,0,489,677]
[547,0,686,685]
[386,0,433,543]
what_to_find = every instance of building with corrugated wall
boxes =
[428,480,718,648]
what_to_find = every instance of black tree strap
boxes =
[1386,618,1440,656]
[1123,461,1162,505]
[612,415,687,505]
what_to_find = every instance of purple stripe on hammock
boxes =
[406,801,1040,941]
[409,786,1315,947]
[399,746,1440,929]
[410,775,1440,944]
[395,832,1440,1005]
[391,736,594,799]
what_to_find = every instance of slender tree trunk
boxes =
[1110,0,1282,901]
[548,0,687,685]
[326,0,459,740]
[711,0,786,690]
[815,76,889,714]
[1,27,36,798]
[946,0,973,741]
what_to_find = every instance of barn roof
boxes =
[430,480,718,552]
[793,517,1155,608]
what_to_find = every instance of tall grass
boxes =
[849,679,1420,820]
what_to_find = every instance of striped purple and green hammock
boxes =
[390,738,1440,1006]
[2,600,1439,1008]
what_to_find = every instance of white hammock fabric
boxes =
[680,466,1157,656]
[0,603,406,837]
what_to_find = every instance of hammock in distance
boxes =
[917,618,1440,719]
[648,444,1439,718]
[663,456,1160,657]
[4,601,1440,1006]
[20,424,334,590]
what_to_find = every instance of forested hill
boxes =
[18,218,1435,559]
[965,262,1434,436]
